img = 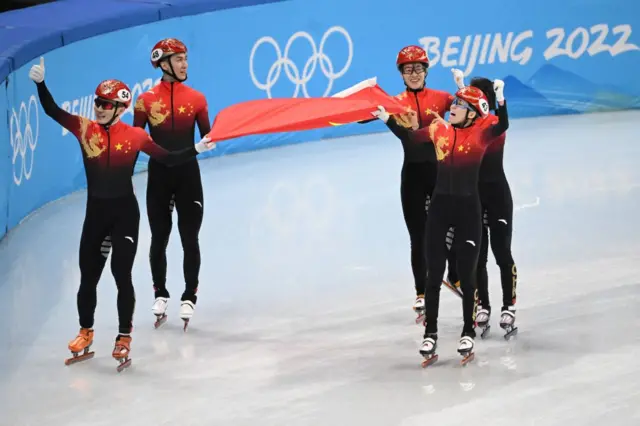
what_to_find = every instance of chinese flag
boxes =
[206,78,406,142]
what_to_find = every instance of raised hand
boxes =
[451,68,465,89]
[493,79,505,104]
[29,56,45,83]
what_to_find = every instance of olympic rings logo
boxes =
[10,95,39,186]
[249,26,353,98]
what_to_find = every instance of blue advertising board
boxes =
[1,0,640,237]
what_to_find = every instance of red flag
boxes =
[206,78,406,142]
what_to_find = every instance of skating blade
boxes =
[503,327,518,340]
[154,314,167,329]
[116,358,132,373]
[442,280,463,298]
[480,325,491,339]
[64,350,94,366]
[460,352,475,366]
[420,354,438,368]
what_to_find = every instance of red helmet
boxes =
[95,79,132,108]
[151,38,187,68]
[454,86,490,118]
[396,45,429,69]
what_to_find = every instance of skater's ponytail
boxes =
[470,77,496,112]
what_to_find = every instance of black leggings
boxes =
[78,195,139,335]
[400,162,458,297]
[423,194,481,338]
[147,159,204,303]
[477,180,517,311]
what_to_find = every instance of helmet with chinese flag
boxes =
[454,86,490,118]
[396,45,429,70]
[95,79,132,108]
[150,38,188,81]
[93,79,132,126]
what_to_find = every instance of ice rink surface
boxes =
[1,110,640,426]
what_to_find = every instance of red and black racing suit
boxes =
[476,123,517,314]
[36,80,198,336]
[134,80,211,304]
[382,87,458,298]
[401,101,509,339]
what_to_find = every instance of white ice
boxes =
[1,111,640,426]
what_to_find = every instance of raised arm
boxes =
[30,57,81,134]
[489,80,509,138]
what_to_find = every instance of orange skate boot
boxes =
[112,334,132,372]
[65,327,95,366]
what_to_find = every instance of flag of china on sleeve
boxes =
[206,78,407,142]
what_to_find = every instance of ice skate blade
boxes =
[64,350,94,366]
[502,326,518,340]
[182,318,190,331]
[442,280,463,298]
[116,357,132,373]
[154,314,167,329]
[414,312,425,326]
[420,354,438,368]
[479,324,490,339]
[459,352,475,366]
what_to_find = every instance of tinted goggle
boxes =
[401,64,427,75]
[452,97,473,111]
[94,98,119,110]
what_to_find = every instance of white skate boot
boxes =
[419,334,438,367]
[413,295,425,325]
[152,297,168,328]
[458,335,475,365]
[180,301,195,331]
[500,306,518,340]
[476,305,491,339]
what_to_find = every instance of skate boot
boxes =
[500,306,518,340]
[476,305,491,339]
[180,301,195,331]
[458,335,475,366]
[65,327,95,366]
[152,297,168,328]
[419,333,438,368]
[413,295,425,326]
[112,334,132,372]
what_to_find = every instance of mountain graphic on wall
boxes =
[502,64,640,118]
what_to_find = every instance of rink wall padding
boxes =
[1,82,8,240]
[1,0,640,239]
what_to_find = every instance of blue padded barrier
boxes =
[153,0,288,19]
[0,26,63,75]
[0,83,8,239]
[60,0,291,20]
[0,1,164,45]
[0,0,290,84]
[0,57,10,83]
